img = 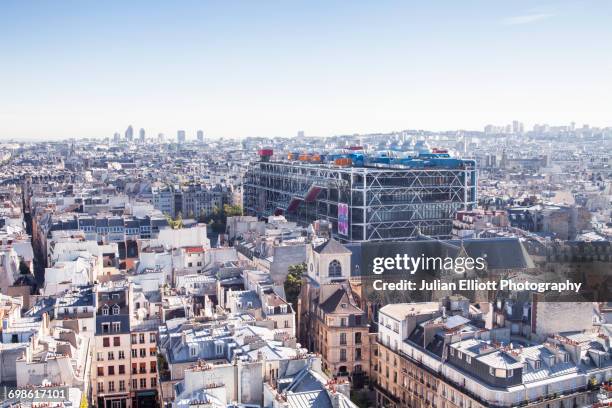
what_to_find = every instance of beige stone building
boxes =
[298,238,371,386]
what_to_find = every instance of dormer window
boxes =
[534,360,541,369]
[112,304,120,315]
[102,305,109,315]
[328,260,342,277]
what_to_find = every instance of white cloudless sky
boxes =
[1,0,611,140]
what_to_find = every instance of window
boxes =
[150,333,156,343]
[103,337,110,347]
[112,294,119,300]
[119,380,125,392]
[119,365,125,374]
[131,349,137,358]
[118,350,125,360]
[216,343,223,356]
[113,336,120,346]
[140,363,146,373]
[112,322,121,333]
[534,360,541,369]
[328,260,342,277]
[102,323,110,334]
[449,347,454,356]
[108,366,115,375]
[140,348,146,357]
[151,378,157,387]
[150,361,157,373]
[108,351,114,360]
[97,367,104,376]
[140,378,146,389]
[355,333,362,344]
[97,352,104,361]
[108,381,115,392]
[490,367,507,378]
[284,320,289,328]
[112,305,120,315]
[132,379,137,389]
[356,348,362,361]
[131,334,137,344]
[340,318,347,327]
[340,333,347,345]
[132,363,137,375]
[139,333,145,344]
[150,347,156,356]
[97,382,104,392]
[102,305,109,315]
[340,349,347,362]
[466,355,472,364]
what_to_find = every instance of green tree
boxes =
[165,213,184,229]
[284,263,306,312]
[203,204,243,233]
[223,204,242,217]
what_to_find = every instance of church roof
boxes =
[313,238,351,255]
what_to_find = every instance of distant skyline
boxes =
[1,0,611,140]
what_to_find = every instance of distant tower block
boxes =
[297,130,305,138]
[197,130,204,143]
[125,125,134,141]
[177,130,186,143]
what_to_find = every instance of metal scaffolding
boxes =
[244,160,477,242]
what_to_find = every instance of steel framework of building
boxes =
[244,160,477,242]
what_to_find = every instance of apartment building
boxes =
[92,281,133,408]
[129,323,158,408]
[375,302,608,408]
[158,317,308,406]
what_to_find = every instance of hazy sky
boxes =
[1,0,611,140]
